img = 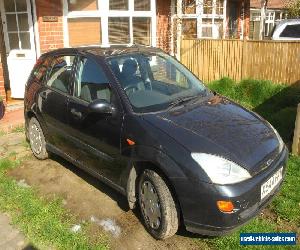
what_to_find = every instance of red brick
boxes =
[36,0,64,53]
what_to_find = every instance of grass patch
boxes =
[271,155,300,224]
[11,125,25,133]
[207,78,300,143]
[0,157,108,250]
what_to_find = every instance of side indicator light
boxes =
[217,200,234,213]
[126,139,135,146]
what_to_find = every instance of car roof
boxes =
[41,45,163,58]
[276,19,300,26]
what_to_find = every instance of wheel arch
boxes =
[126,159,185,225]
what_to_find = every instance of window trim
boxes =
[63,0,156,47]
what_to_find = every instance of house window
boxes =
[66,0,156,46]
[109,17,130,44]
[109,0,128,10]
[134,0,150,11]
[250,9,288,39]
[133,17,151,45]
[178,0,226,39]
[3,0,31,50]
[67,0,98,11]
[182,19,197,38]
[182,0,196,14]
[68,18,101,47]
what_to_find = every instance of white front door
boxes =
[0,0,37,98]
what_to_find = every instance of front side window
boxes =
[46,55,75,94]
[108,53,208,113]
[280,24,300,38]
[74,58,111,103]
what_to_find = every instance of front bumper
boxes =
[175,147,289,236]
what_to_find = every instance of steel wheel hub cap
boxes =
[29,123,42,154]
[140,181,161,229]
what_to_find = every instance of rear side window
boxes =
[280,24,300,38]
[30,57,52,83]
[46,55,76,93]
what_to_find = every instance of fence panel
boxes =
[180,39,300,85]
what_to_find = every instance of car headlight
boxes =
[191,153,251,185]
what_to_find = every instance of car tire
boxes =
[28,117,48,160]
[138,169,179,239]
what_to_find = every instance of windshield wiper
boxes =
[167,95,199,110]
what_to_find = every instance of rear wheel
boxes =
[28,117,48,160]
[138,169,179,239]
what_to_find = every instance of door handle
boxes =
[70,108,82,119]
[40,92,47,100]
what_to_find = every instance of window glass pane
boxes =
[202,26,213,37]
[20,32,31,49]
[75,58,110,103]
[18,14,29,31]
[216,0,224,15]
[203,0,213,14]
[16,0,27,11]
[109,0,128,10]
[6,14,17,32]
[182,19,197,38]
[134,0,150,11]
[8,33,19,50]
[109,17,130,44]
[214,19,223,38]
[275,12,281,21]
[47,56,75,93]
[4,0,15,12]
[68,18,101,47]
[182,0,196,14]
[133,17,151,46]
[68,0,98,11]
[280,24,300,38]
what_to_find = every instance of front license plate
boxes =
[261,167,283,200]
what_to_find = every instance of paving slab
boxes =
[0,213,27,250]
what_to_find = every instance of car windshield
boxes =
[107,52,209,113]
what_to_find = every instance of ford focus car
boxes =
[24,46,288,239]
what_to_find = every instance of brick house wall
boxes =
[36,0,64,54]
[156,0,172,52]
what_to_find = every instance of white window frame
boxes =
[63,0,156,47]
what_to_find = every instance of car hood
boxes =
[143,96,280,175]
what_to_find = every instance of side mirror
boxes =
[88,99,115,115]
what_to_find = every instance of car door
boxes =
[67,55,125,186]
[40,54,76,152]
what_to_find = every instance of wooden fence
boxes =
[180,39,300,85]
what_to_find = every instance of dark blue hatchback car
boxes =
[24,46,288,239]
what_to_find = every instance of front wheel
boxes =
[138,169,179,239]
[28,117,48,160]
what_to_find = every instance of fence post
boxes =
[241,39,247,81]
[292,103,300,155]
